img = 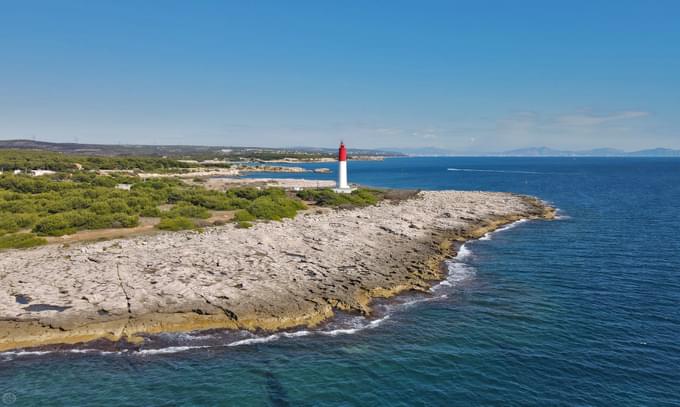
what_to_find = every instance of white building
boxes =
[30,170,56,177]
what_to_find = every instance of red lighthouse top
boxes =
[338,142,347,161]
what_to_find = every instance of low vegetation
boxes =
[0,151,387,249]
[0,233,47,249]
[233,210,256,222]
[296,188,384,208]
[156,216,197,231]
[0,149,231,172]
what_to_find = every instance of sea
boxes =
[1,157,679,406]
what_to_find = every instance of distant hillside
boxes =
[387,145,680,157]
[0,139,401,159]
[500,147,572,157]
[383,146,456,156]
[625,148,680,157]
[498,146,680,157]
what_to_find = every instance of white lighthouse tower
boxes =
[334,142,353,193]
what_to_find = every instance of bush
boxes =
[0,214,18,233]
[108,213,139,228]
[246,195,306,221]
[32,213,77,236]
[14,213,38,229]
[156,216,196,231]
[297,188,383,208]
[163,202,211,219]
[235,221,253,229]
[139,206,162,217]
[0,233,48,249]
[233,209,256,222]
[32,210,139,236]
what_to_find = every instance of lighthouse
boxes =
[334,142,353,193]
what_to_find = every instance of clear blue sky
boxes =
[1,1,678,152]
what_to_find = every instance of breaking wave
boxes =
[479,219,528,240]
[430,243,476,293]
[228,315,392,347]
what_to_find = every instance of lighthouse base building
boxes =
[333,142,355,194]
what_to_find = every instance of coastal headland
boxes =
[0,191,554,352]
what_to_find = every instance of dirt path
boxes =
[44,211,237,245]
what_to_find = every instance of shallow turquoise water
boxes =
[2,157,679,406]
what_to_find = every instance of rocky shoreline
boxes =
[0,191,554,352]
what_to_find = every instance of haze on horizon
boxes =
[1,1,678,153]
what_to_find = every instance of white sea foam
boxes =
[228,330,314,347]
[137,345,210,355]
[1,350,53,357]
[321,315,390,336]
[430,260,476,293]
[395,295,447,309]
[159,332,215,342]
[64,349,118,355]
[456,244,472,259]
[0,348,120,361]
[479,218,528,240]
[554,208,570,220]
[227,315,391,346]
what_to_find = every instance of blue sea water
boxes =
[2,157,680,406]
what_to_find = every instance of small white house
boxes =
[13,169,22,175]
[30,170,56,176]
[115,183,133,191]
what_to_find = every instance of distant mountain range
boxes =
[388,146,680,157]
[497,147,680,157]
[380,146,455,156]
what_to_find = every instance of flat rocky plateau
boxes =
[0,191,554,351]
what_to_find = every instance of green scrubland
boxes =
[0,165,385,249]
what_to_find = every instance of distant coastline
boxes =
[391,146,680,157]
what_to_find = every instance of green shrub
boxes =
[297,188,383,208]
[108,213,139,228]
[0,165,322,243]
[235,221,253,229]
[227,187,262,201]
[0,233,48,249]
[163,202,211,219]
[32,213,77,236]
[14,213,38,229]
[32,210,139,236]
[139,206,162,217]
[247,195,306,221]
[233,209,256,222]
[106,198,131,214]
[156,216,196,231]
[0,214,18,233]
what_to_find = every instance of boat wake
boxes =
[447,168,544,174]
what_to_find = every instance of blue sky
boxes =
[1,1,678,152]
